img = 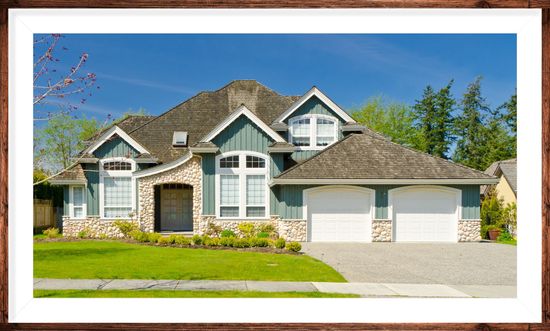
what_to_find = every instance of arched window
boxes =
[100,158,135,219]
[215,152,269,219]
[289,114,338,149]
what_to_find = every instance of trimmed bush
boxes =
[220,229,236,238]
[258,223,275,234]
[233,238,251,248]
[220,237,235,247]
[113,220,139,238]
[191,234,203,245]
[254,238,270,247]
[174,235,191,245]
[237,222,256,238]
[256,232,269,238]
[286,242,302,252]
[274,238,286,249]
[147,233,162,243]
[208,237,221,246]
[77,229,90,239]
[98,233,108,240]
[157,236,173,245]
[167,234,179,244]
[43,227,60,239]
[129,230,143,241]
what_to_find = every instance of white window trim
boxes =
[69,185,87,219]
[99,157,136,220]
[288,114,338,151]
[215,151,270,220]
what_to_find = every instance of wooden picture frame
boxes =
[0,1,546,330]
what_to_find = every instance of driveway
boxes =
[301,242,516,285]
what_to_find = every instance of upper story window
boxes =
[289,114,338,149]
[215,152,269,219]
[100,158,135,219]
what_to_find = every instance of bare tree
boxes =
[33,34,98,120]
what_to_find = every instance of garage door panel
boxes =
[392,187,458,242]
[307,187,372,242]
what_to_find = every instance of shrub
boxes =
[233,238,251,248]
[167,234,179,244]
[206,222,223,237]
[286,242,302,252]
[254,238,270,247]
[201,235,212,245]
[147,233,162,243]
[113,220,139,238]
[502,202,517,235]
[274,238,286,249]
[42,227,60,239]
[98,233,108,240]
[481,224,502,239]
[220,237,236,247]
[77,228,90,239]
[157,236,173,245]
[220,229,236,238]
[258,223,275,234]
[191,234,203,245]
[207,237,221,246]
[174,235,191,245]
[256,232,269,238]
[129,230,143,241]
[481,189,504,228]
[497,230,514,241]
[238,222,256,238]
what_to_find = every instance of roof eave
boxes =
[270,178,500,186]
[49,179,87,185]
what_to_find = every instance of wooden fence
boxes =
[33,199,56,228]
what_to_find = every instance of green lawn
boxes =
[34,241,345,282]
[497,238,517,246]
[34,289,358,298]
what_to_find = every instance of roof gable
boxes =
[85,126,150,156]
[283,95,348,124]
[273,86,355,124]
[201,105,285,143]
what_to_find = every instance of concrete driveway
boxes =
[302,242,516,285]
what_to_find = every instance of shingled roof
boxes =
[482,158,517,194]
[274,133,496,182]
[49,164,87,183]
[126,80,300,163]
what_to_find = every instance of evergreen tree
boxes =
[412,81,455,158]
[452,77,490,170]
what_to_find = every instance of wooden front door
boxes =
[160,184,193,231]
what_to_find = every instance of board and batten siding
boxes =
[92,136,141,159]
[283,96,346,163]
[202,114,280,215]
[276,184,481,220]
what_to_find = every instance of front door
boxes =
[160,185,193,231]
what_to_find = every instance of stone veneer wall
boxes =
[458,220,481,242]
[137,156,202,232]
[372,219,392,242]
[62,217,139,238]
[198,216,307,242]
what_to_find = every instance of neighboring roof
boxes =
[49,164,87,184]
[126,80,299,163]
[483,158,517,194]
[272,86,356,124]
[273,133,498,184]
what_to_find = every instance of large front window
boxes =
[216,152,268,219]
[289,115,337,149]
[100,158,135,219]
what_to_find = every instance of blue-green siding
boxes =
[202,154,216,215]
[83,163,100,216]
[63,187,69,216]
[284,96,347,163]
[276,184,481,220]
[93,136,140,159]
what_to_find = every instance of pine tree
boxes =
[412,81,455,158]
[452,76,490,170]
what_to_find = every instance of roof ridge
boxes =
[274,133,357,178]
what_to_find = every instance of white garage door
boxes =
[391,187,459,242]
[306,187,372,242]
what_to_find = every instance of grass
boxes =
[34,289,359,298]
[34,240,345,282]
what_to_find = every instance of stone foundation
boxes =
[372,219,392,242]
[137,156,202,233]
[197,216,307,242]
[458,220,481,242]
[62,217,139,238]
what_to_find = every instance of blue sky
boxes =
[34,34,516,124]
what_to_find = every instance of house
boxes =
[50,80,498,242]
[482,158,517,206]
